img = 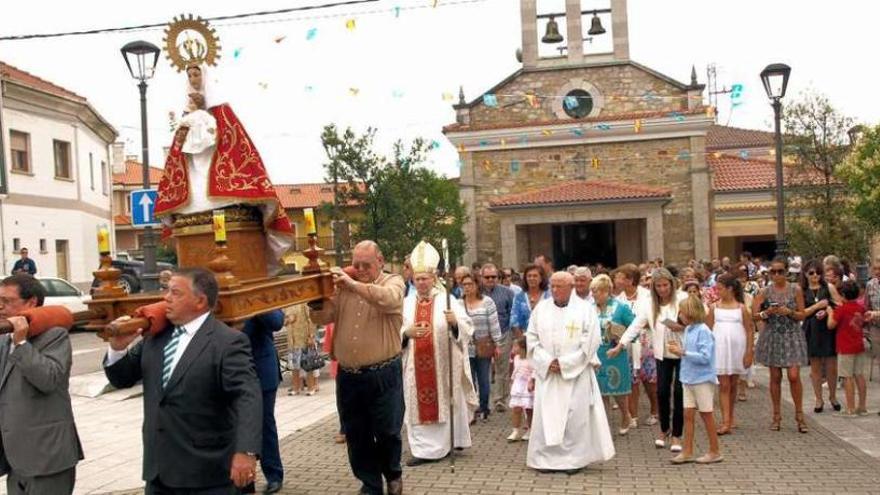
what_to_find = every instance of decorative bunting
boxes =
[596,123,611,130]
[525,94,538,108]
[591,157,600,169]
[442,92,454,102]
[571,128,584,137]
[669,112,685,122]
[677,150,691,161]
[258,82,268,90]
[500,138,506,146]
[273,35,286,43]
[345,19,357,31]
[304,85,315,92]
[483,94,498,107]
[306,28,318,40]
[633,119,642,133]
[510,160,521,173]
[348,87,360,96]
[430,140,441,149]
[394,6,401,17]
[730,83,744,106]
[541,129,553,136]
[739,150,749,159]
[233,47,243,59]
[392,89,405,98]
[478,140,489,147]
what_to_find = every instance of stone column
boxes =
[521,0,538,68]
[459,151,479,266]
[646,209,665,261]
[565,0,584,62]
[610,0,630,61]
[500,218,517,270]
[689,136,712,260]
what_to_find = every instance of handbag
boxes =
[300,344,326,372]
[475,336,496,359]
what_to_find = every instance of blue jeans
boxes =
[470,356,492,413]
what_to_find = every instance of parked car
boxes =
[90,258,175,294]
[38,277,90,313]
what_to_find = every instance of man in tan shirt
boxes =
[310,240,405,495]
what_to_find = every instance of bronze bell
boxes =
[542,17,564,44]
[587,12,606,36]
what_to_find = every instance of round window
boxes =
[563,89,594,119]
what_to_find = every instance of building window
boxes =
[101,161,109,195]
[9,130,30,173]
[89,153,95,190]
[563,89,594,119]
[39,238,47,253]
[53,140,72,179]
[12,238,20,253]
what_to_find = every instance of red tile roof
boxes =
[443,108,707,133]
[274,183,364,209]
[489,181,671,208]
[112,160,164,186]
[708,155,829,192]
[0,61,87,103]
[706,125,774,151]
[114,214,131,226]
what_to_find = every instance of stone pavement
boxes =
[12,364,880,495]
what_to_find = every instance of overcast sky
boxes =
[1,0,877,185]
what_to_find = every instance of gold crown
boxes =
[163,14,221,72]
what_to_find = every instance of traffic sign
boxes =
[130,189,160,227]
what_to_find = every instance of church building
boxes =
[445,0,780,268]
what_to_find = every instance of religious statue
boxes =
[155,15,293,273]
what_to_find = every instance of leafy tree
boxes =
[781,92,872,261]
[838,124,880,230]
[320,124,467,264]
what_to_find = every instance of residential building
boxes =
[0,61,117,288]
[111,157,163,253]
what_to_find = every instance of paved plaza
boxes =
[69,366,880,495]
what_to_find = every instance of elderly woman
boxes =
[590,274,637,435]
[510,264,551,337]
[571,267,593,303]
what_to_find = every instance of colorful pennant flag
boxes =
[510,160,521,173]
[634,119,642,133]
[596,123,611,130]
[483,94,498,107]
[348,87,360,96]
[730,83,744,106]
[306,28,318,40]
[591,157,600,169]
[525,94,538,108]
[739,150,749,159]
[345,19,357,31]
[442,92,454,102]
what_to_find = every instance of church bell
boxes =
[542,16,564,44]
[587,12,606,36]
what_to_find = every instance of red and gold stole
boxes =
[414,297,439,423]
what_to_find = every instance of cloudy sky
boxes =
[1,0,877,185]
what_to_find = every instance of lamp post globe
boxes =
[121,40,161,292]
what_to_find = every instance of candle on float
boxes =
[213,209,227,243]
[97,226,111,254]
[303,208,317,235]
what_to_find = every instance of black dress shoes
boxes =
[406,456,436,467]
[264,480,283,494]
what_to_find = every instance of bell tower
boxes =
[520,0,630,69]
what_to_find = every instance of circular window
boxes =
[563,89,594,119]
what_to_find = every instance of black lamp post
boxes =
[760,63,792,258]
[121,40,161,292]
[848,124,871,285]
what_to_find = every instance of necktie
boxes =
[161,327,185,389]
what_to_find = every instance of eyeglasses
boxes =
[352,262,373,269]
[769,269,786,275]
[483,275,498,279]
[0,297,22,306]
[807,270,819,276]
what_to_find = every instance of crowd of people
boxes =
[2,240,879,495]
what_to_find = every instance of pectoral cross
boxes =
[565,320,580,339]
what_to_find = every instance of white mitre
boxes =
[410,241,440,274]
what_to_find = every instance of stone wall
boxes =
[467,63,689,126]
[468,136,698,266]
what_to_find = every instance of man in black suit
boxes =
[104,268,262,494]
[240,310,284,494]
[0,274,82,494]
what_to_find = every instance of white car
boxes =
[38,277,90,313]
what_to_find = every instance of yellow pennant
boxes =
[442,92,454,101]
[634,119,642,133]
[525,94,538,108]
[346,19,356,31]
[591,157,600,169]
[541,129,553,136]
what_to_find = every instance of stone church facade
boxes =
[445,0,717,268]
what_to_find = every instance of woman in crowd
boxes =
[611,268,688,452]
[590,274,637,435]
[283,304,319,396]
[800,259,840,413]
[753,256,807,432]
[510,264,550,338]
[614,264,658,428]
[707,273,754,434]
[461,272,503,421]
[734,265,757,399]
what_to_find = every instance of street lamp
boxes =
[760,63,792,257]
[121,40,161,292]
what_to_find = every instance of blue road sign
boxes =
[130,189,160,227]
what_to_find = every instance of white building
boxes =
[0,61,117,288]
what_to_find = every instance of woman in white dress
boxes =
[706,273,755,435]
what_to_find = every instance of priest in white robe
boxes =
[527,271,615,473]
[401,241,478,466]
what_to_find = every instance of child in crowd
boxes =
[829,280,870,417]
[668,295,723,464]
[507,336,534,442]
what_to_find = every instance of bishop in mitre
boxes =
[526,271,615,473]
[401,241,477,466]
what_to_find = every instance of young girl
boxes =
[668,295,723,464]
[507,336,534,442]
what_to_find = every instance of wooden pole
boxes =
[441,239,455,473]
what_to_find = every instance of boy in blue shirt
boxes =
[668,295,723,464]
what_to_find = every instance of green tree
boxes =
[838,124,880,231]
[782,92,871,261]
[320,124,467,263]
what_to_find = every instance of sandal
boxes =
[716,425,732,436]
[813,402,824,414]
[770,414,781,431]
[795,412,808,433]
